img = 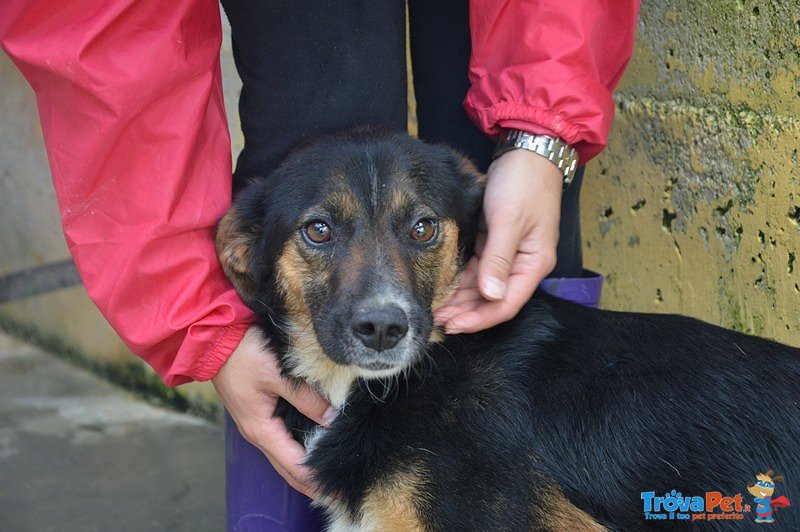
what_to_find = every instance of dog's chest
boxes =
[324,513,371,532]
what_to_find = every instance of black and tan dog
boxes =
[217,127,800,531]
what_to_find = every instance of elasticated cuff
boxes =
[191,320,253,382]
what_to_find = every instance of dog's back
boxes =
[307,294,800,530]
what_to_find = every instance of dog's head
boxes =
[217,128,484,399]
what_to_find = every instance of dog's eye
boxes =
[303,221,332,244]
[410,219,438,243]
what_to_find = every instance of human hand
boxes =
[212,325,334,498]
[434,148,563,333]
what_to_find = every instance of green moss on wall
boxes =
[583,0,800,346]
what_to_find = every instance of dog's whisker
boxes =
[264,310,292,336]
[363,378,383,405]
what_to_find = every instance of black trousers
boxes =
[221,0,584,277]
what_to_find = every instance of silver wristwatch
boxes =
[493,129,579,187]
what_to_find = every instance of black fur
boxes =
[220,128,800,531]
[304,296,800,530]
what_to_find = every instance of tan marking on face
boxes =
[387,184,413,214]
[276,240,357,406]
[216,210,258,301]
[329,188,362,222]
[359,465,429,532]
[283,321,358,407]
[541,488,607,531]
[428,219,461,313]
[275,240,316,317]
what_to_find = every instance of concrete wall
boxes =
[582,1,800,346]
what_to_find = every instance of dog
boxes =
[216,127,800,530]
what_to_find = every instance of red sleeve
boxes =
[465,0,640,164]
[0,0,253,386]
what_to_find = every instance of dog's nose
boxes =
[351,305,409,352]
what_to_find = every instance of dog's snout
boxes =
[351,305,409,352]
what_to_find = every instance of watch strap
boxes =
[493,130,579,187]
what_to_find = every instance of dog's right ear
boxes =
[215,185,265,308]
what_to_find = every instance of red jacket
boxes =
[0,0,639,386]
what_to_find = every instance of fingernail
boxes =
[483,276,506,300]
[322,407,338,427]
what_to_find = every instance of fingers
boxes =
[212,325,328,499]
[279,379,334,427]
[476,214,522,301]
[248,417,320,499]
[437,254,559,335]
[434,256,480,326]
[449,149,562,332]
[442,249,556,333]
[436,224,559,333]
[226,406,319,498]
[232,410,322,499]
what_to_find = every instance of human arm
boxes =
[0,0,247,384]
[0,0,327,495]
[436,0,640,332]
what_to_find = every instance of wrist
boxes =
[208,322,254,384]
[490,148,564,195]
[493,129,578,187]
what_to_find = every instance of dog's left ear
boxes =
[448,149,487,194]
[215,184,265,307]
[443,149,485,259]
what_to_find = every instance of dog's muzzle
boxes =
[351,304,409,352]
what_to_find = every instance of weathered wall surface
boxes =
[582,1,800,346]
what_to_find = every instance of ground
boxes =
[0,332,225,531]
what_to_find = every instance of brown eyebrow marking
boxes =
[387,185,418,218]
[325,188,362,223]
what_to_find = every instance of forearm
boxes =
[466,0,640,163]
[1,0,252,385]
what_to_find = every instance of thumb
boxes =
[280,379,334,427]
[477,219,522,301]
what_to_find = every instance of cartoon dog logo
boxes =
[747,470,791,523]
